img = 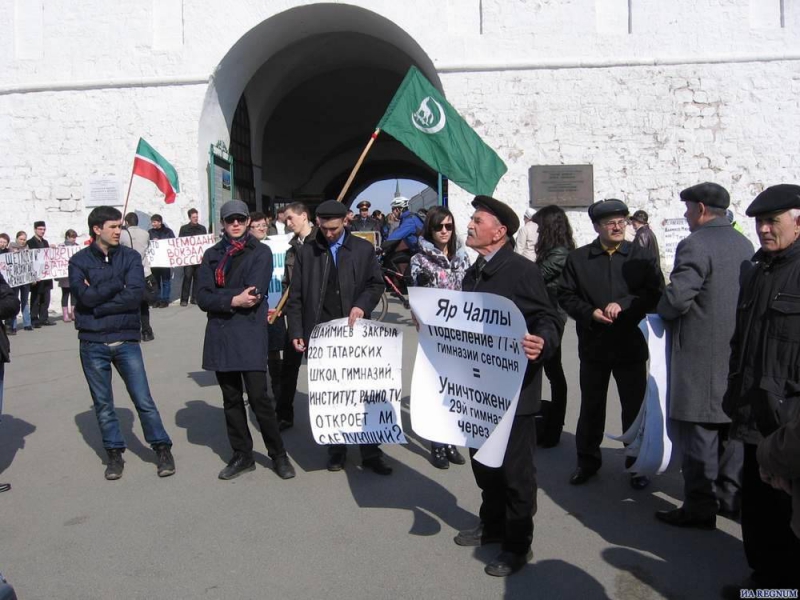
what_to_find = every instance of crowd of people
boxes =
[1,182,799,594]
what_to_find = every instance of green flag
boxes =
[377,66,507,196]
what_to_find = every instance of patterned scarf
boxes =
[215,233,250,287]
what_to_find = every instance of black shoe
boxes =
[454,523,503,547]
[0,483,10,493]
[445,445,466,465]
[105,448,125,480]
[431,446,449,469]
[7,330,16,336]
[23,326,33,331]
[42,320,56,326]
[33,323,42,329]
[218,452,255,480]
[484,550,533,577]
[569,466,597,485]
[274,454,296,480]
[362,455,393,475]
[190,299,197,305]
[180,301,188,307]
[155,444,175,478]
[655,508,715,530]
[160,301,169,308]
[630,474,651,490]
[327,452,346,472]
[141,330,155,342]
[278,419,293,432]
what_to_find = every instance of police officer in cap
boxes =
[350,200,381,233]
[454,195,562,577]
[558,199,663,489]
[722,184,800,593]
[286,199,390,474]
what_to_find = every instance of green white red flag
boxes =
[132,138,180,204]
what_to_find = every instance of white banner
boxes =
[307,318,406,446]
[409,288,528,468]
[608,314,673,476]
[146,234,217,268]
[0,246,80,287]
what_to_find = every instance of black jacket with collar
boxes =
[557,238,664,363]
[178,222,208,237]
[461,245,564,416]
[286,228,383,342]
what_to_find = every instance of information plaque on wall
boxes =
[529,165,594,208]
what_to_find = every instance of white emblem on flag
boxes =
[412,97,446,134]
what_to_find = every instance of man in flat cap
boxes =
[721,184,800,592]
[558,199,663,488]
[453,195,562,577]
[28,220,56,327]
[655,183,753,531]
[197,199,296,481]
[630,210,660,260]
[286,199,390,474]
[350,200,381,233]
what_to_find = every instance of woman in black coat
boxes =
[197,201,295,482]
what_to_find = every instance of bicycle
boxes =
[374,244,411,322]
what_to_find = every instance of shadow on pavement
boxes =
[537,431,746,599]
[0,414,36,475]
[74,407,155,465]
[174,400,229,463]
[186,371,219,388]
[500,558,612,599]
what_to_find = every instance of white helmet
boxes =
[391,196,409,210]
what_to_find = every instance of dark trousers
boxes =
[542,345,568,437]
[215,371,286,459]
[181,265,199,303]
[576,359,646,471]
[30,282,51,325]
[328,443,383,461]
[276,337,303,423]
[674,420,742,517]
[61,287,73,308]
[151,267,171,303]
[470,414,537,555]
[741,443,800,586]
[140,301,152,334]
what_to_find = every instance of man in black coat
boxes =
[453,195,563,578]
[286,199,389,474]
[197,200,295,482]
[148,214,175,308]
[350,200,381,233]
[630,210,661,260]
[27,220,55,327]
[178,207,207,306]
[558,199,663,489]
[722,185,800,592]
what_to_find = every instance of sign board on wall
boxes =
[84,177,124,207]
[529,165,594,208]
[208,144,234,233]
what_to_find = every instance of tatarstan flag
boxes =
[132,138,180,204]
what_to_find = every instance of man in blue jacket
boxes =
[69,206,175,481]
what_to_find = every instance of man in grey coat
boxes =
[655,182,754,530]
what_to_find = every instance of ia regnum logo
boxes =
[739,589,798,599]
[411,97,446,134]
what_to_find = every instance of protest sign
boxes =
[409,288,528,467]
[146,234,217,268]
[609,314,673,476]
[661,218,691,273]
[263,235,291,309]
[306,318,405,447]
[0,246,80,287]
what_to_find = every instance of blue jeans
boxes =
[79,340,171,450]
[152,268,171,303]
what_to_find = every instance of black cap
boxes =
[679,182,730,209]
[219,200,249,221]
[316,199,348,219]
[746,184,800,217]
[357,200,371,210]
[471,195,520,236]
[588,199,629,223]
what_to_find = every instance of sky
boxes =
[353,179,429,214]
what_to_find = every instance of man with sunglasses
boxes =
[558,199,663,489]
[196,200,296,481]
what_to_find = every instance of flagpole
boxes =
[336,129,381,203]
[121,167,136,218]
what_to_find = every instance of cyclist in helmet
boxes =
[386,196,424,254]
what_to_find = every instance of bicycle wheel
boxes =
[374,292,389,322]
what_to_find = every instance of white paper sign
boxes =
[608,314,673,475]
[0,246,80,287]
[661,218,691,272]
[307,318,405,446]
[146,234,217,268]
[409,288,528,468]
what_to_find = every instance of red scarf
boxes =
[215,234,249,287]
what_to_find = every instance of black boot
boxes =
[105,449,125,480]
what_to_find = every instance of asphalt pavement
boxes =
[0,298,746,599]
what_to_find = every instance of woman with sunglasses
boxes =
[409,206,471,469]
[530,206,575,448]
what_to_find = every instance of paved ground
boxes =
[0,298,746,599]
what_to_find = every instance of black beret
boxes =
[588,199,629,223]
[679,182,730,209]
[357,200,371,209]
[33,221,46,228]
[316,199,347,219]
[471,195,520,236]
[746,184,800,217]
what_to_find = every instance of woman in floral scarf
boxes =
[410,206,471,469]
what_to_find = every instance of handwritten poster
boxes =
[409,288,527,467]
[146,234,217,268]
[307,318,405,446]
[0,246,80,287]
